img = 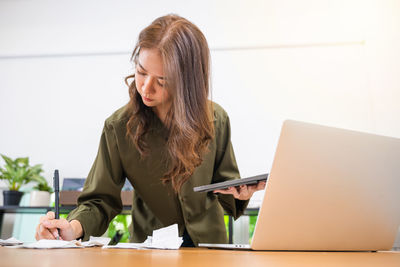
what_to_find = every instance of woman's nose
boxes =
[142,76,154,95]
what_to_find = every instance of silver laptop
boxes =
[199,120,400,251]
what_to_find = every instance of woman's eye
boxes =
[137,70,146,76]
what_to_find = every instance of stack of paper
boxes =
[0,237,23,246]
[21,236,111,249]
[23,239,83,249]
[150,224,183,249]
[104,224,183,250]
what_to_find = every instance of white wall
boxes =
[1,0,399,185]
[1,0,399,245]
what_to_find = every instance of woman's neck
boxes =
[152,103,171,124]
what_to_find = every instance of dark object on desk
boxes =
[108,230,123,245]
[53,169,61,239]
[60,178,134,206]
[2,191,24,206]
[53,170,60,220]
[193,173,268,193]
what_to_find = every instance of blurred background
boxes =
[1,0,399,245]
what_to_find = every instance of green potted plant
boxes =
[0,154,43,206]
[30,173,53,207]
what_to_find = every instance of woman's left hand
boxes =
[213,181,266,200]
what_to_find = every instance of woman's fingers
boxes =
[37,212,57,240]
[36,212,69,240]
[36,223,57,240]
[39,211,55,224]
[213,187,237,196]
[256,181,266,190]
[42,218,70,231]
[46,211,55,219]
[214,186,244,199]
[213,181,267,200]
[239,184,249,195]
[243,181,266,195]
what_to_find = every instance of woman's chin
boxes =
[142,98,156,106]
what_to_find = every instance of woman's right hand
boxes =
[35,211,83,241]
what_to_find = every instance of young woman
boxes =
[35,14,265,247]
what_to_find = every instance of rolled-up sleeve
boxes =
[67,120,125,241]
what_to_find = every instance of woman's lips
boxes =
[143,96,153,102]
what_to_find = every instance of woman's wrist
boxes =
[70,219,83,240]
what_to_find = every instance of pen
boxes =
[53,169,60,240]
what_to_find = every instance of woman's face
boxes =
[135,48,171,117]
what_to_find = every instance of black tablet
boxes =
[193,173,268,193]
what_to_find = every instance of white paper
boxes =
[104,224,183,250]
[81,236,111,247]
[0,237,23,246]
[150,224,183,249]
[21,236,112,249]
[103,242,148,249]
[22,239,83,249]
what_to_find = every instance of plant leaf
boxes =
[1,154,14,167]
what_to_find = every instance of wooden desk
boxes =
[1,247,399,267]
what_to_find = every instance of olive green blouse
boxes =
[67,102,248,245]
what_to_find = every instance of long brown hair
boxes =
[124,14,214,192]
